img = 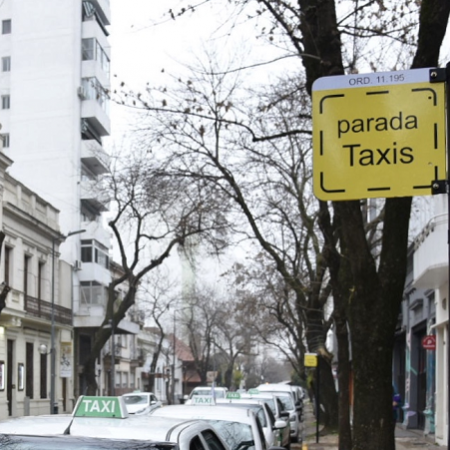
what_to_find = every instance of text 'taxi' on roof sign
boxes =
[73,396,128,418]
[312,68,446,201]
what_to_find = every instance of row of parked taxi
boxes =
[0,383,305,450]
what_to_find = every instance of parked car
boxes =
[150,401,285,450]
[186,386,228,403]
[0,395,228,450]
[216,397,288,448]
[256,385,302,443]
[121,391,162,415]
[241,392,291,449]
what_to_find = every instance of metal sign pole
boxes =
[316,357,320,444]
[445,62,450,450]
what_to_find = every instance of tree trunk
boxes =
[335,316,352,449]
[305,305,338,430]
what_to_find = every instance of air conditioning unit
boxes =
[74,260,82,271]
[77,86,87,100]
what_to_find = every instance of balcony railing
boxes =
[25,295,72,326]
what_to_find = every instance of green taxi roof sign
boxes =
[226,392,241,399]
[73,396,129,418]
[248,389,259,395]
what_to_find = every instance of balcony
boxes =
[413,213,448,289]
[85,0,111,26]
[80,177,110,212]
[81,139,109,175]
[24,295,72,326]
[81,98,110,137]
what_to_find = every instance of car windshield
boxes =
[258,399,275,416]
[191,389,226,398]
[275,395,294,410]
[0,435,175,450]
[123,395,150,406]
[218,404,267,427]
[207,420,255,450]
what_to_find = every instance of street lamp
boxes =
[50,229,85,415]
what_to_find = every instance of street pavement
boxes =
[297,399,446,450]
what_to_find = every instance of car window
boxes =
[190,436,207,450]
[0,434,173,449]
[254,417,267,450]
[276,395,294,410]
[264,404,276,426]
[207,420,255,450]
[123,395,150,406]
[201,430,227,450]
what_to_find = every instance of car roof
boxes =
[257,384,295,392]
[69,415,206,441]
[216,399,265,407]
[0,434,176,449]
[0,415,73,435]
[0,413,221,444]
[122,392,155,396]
[151,404,255,424]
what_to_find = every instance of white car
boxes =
[0,395,229,450]
[150,401,276,450]
[256,385,302,443]
[216,397,287,448]
[186,386,228,402]
[121,391,162,414]
[241,392,291,449]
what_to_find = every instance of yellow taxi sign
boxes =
[304,353,318,367]
[312,68,446,200]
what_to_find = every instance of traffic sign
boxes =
[312,68,446,200]
[304,353,318,367]
[422,335,436,350]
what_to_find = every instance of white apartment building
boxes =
[0,0,140,399]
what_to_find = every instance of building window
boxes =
[38,262,44,299]
[122,372,128,388]
[2,20,11,34]
[24,255,31,297]
[80,281,107,306]
[40,353,47,399]
[1,95,10,110]
[82,38,95,60]
[115,371,121,388]
[81,239,109,269]
[81,77,110,114]
[82,37,110,74]
[2,57,11,72]
[4,246,11,286]
[26,343,34,399]
[2,134,9,148]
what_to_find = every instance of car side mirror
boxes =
[274,419,287,429]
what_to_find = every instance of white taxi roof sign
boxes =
[73,396,129,418]
[192,395,216,405]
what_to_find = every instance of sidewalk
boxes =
[299,401,445,450]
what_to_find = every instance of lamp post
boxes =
[102,319,116,395]
[50,229,85,415]
[110,318,115,396]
